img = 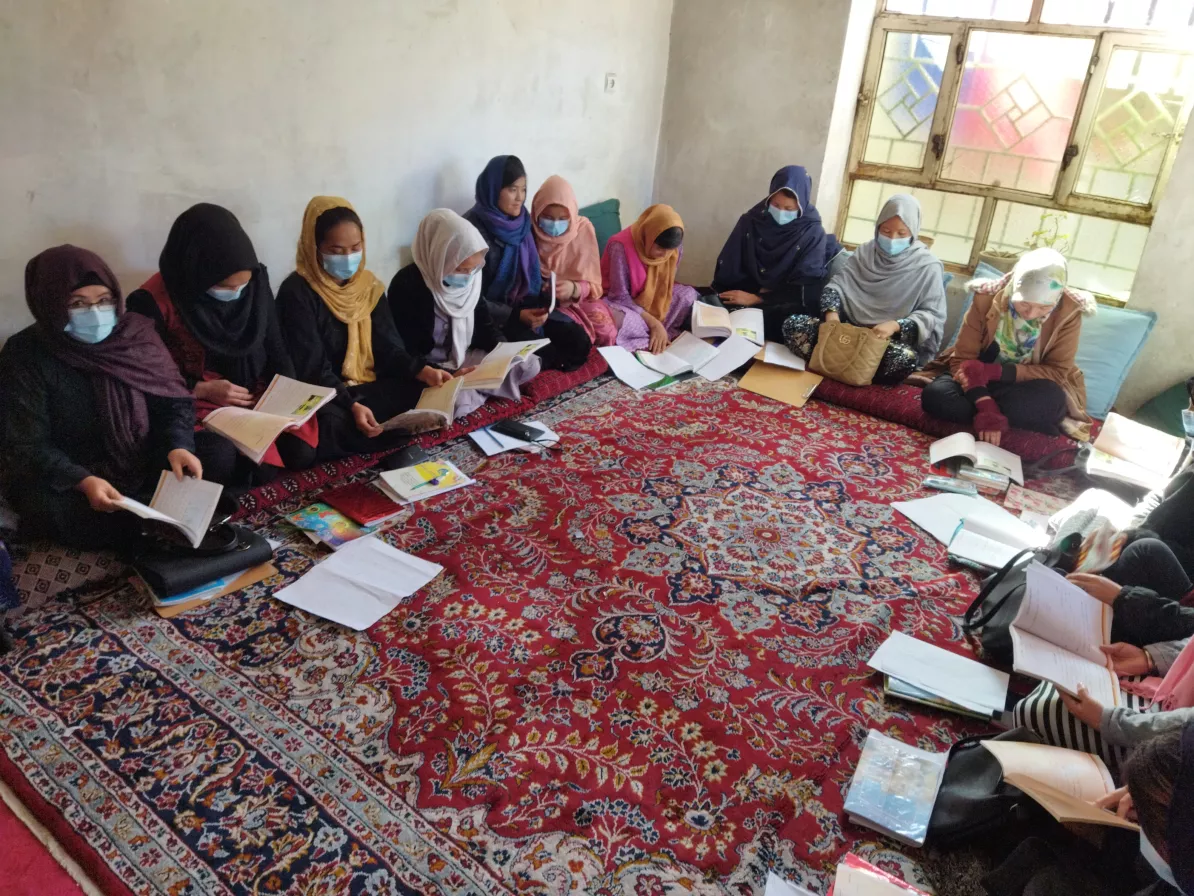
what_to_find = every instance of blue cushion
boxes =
[1074,305,1156,419]
[944,261,1004,350]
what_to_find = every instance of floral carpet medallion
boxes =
[0,376,1030,895]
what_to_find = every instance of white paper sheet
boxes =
[763,872,818,896]
[667,332,721,372]
[636,350,692,377]
[697,334,760,381]
[272,535,443,630]
[468,422,560,456]
[893,493,1045,549]
[597,346,667,390]
[868,631,1009,715]
[761,341,807,371]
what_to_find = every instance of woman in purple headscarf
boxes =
[0,245,200,550]
[463,155,592,371]
[712,165,844,341]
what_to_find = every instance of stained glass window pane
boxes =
[941,32,1094,195]
[845,180,983,265]
[1075,49,1194,206]
[1040,0,1194,28]
[985,202,1148,299]
[864,32,950,169]
[885,0,1032,20]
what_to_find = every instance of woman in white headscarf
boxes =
[388,209,541,417]
[781,193,947,384]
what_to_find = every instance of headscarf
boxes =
[600,204,684,321]
[411,210,489,370]
[25,246,190,484]
[713,165,843,291]
[158,203,272,383]
[825,194,947,364]
[294,196,385,385]
[993,248,1067,364]
[463,155,542,303]
[1170,724,1194,892]
[531,175,603,298]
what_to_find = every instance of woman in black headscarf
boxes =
[0,245,199,549]
[128,204,314,485]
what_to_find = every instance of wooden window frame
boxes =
[840,0,1194,283]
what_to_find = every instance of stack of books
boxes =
[132,562,276,618]
[929,433,1024,497]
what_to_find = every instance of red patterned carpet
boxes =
[0,374,1052,895]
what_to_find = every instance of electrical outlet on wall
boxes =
[604,73,618,94]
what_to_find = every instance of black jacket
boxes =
[386,263,503,363]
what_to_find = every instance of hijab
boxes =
[531,175,603,298]
[463,155,542,303]
[25,245,190,484]
[601,204,685,321]
[714,165,843,290]
[158,203,272,383]
[826,194,947,364]
[411,209,489,370]
[993,248,1067,364]
[1170,724,1194,893]
[294,196,385,385]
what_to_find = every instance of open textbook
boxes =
[203,375,336,464]
[1011,562,1119,707]
[929,432,1024,485]
[635,332,720,377]
[981,740,1138,830]
[691,303,764,345]
[116,472,223,549]
[381,377,464,432]
[1086,412,1185,491]
[463,339,549,391]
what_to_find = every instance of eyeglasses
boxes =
[67,298,116,312]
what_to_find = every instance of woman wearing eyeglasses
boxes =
[0,246,200,549]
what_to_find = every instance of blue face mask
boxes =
[538,217,569,237]
[768,205,799,226]
[321,251,362,281]
[207,283,246,303]
[442,270,474,289]
[878,234,912,256]
[1140,833,1177,888]
[64,305,118,344]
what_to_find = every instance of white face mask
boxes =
[1141,832,1178,889]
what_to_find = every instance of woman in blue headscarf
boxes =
[463,155,592,372]
[712,165,844,341]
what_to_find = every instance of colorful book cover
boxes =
[380,461,472,503]
[284,502,369,550]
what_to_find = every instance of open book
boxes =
[116,472,223,549]
[930,433,1024,485]
[691,303,764,345]
[381,377,464,432]
[947,513,1047,570]
[462,339,550,391]
[203,375,336,464]
[1011,562,1119,707]
[1086,412,1185,491]
[635,332,720,377]
[981,740,1138,830]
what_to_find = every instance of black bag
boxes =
[133,525,272,597]
[927,727,1049,849]
[962,534,1080,665]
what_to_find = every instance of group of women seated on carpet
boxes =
[0,156,1099,549]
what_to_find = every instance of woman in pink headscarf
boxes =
[530,175,617,347]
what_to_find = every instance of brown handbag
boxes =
[808,321,889,386]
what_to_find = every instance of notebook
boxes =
[980,740,1138,830]
[929,432,1024,485]
[946,513,1047,571]
[635,332,720,377]
[321,482,405,527]
[843,730,946,848]
[691,303,764,345]
[378,460,475,504]
[868,630,1009,717]
[284,502,371,550]
[1086,412,1185,491]
[1010,562,1120,707]
[203,375,336,463]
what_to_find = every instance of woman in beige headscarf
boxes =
[276,196,439,450]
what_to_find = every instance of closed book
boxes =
[321,482,404,527]
[843,730,946,848]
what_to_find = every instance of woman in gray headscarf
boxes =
[781,193,946,384]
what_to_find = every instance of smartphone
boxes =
[490,419,542,442]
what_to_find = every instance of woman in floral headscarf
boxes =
[918,248,1098,443]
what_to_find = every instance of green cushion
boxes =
[1134,381,1190,438]
[578,199,621,254]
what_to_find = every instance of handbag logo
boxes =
[838,333,852,345]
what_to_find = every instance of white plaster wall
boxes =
[0,0,673,339]
[653,0,854,283]
[1113,130,1194,413]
